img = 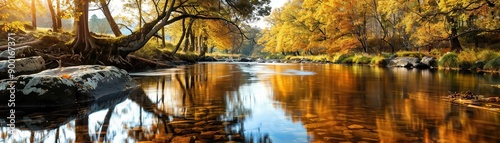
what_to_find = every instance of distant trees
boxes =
[258,0,500,55]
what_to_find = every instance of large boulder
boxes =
[0,56,45,79]
[239,57,253,62]
[0,65,138,107]
[420,56,437,68]
[389,57,420,68]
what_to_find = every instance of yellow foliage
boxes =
[1,21,27,33]
[257,0,500,54]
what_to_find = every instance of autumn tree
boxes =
[258,0,500,55]
[99,0,122,36]
[66,0,270,68]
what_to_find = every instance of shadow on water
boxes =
[0,63,273,143]
[1,63,500,143]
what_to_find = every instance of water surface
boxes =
[2,63,500,143]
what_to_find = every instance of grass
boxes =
[396,51,426,58]
[370,55,388,66]
[206,53,242,59]
[484,57,500,71]
[438,52,460,69]
[332,53,353,63]
[266,54,285,59]
[285,55,331,61]
[352,54,371,64]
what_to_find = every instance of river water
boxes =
[3,63,500,143]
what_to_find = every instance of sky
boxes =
[89,0,287,30]
[249,0,287,29]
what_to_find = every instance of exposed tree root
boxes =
[128,55,175,69]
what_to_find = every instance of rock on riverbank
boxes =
[0,65,138,107]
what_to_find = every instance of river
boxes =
[2,63,500,143]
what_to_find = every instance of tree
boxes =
[99,0,122,36]
[67,0,270,68]
[31,0,36,29]
[47,0,59,32]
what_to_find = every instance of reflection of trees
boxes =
[134,64,266,141]
[264,65,500,142]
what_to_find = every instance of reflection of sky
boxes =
[234,65,310,143]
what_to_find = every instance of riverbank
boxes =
[255,50,500,74]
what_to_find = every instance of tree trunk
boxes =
[450,33,462,52]
[183,19,195,52]
[56,0,62,30]
[183,30,190,52]
[31,0,36,30]
[189,29,195,52]
[71,0,100,63]
[199,36,208,57]
[138,0,142,29]
[172,18,186,55]
[100,0,122,37]
[47,0,58,32]
[161,27,166,47]
[448,17,463,52]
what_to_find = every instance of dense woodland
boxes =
[0,0,270,69]
[259,0,500,55]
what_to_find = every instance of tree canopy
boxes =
[258,0,500,55]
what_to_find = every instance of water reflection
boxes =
[1,63,500,143]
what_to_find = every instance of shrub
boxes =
[477,49,499,61]
[311,55,329,62]
[458,48,479,63]
[352,54,371,64]
[428,48,442,57]
[370,55,387,66]
[459,61,472,70]
[484,57,500,71]
[438,52,460,68]
[471,60,485,70]
[332,53,352,63]
[266,54,285,59]
[341,55,354,64]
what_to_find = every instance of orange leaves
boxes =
[61,74,71,79]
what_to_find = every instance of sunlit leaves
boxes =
[258,0,500,54]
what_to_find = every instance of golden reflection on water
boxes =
[2,63,500,143]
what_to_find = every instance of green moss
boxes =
[352,54,371,64]
[438,52,460,68]
[133,40,177,59]
[266,54,285,59]
[177,53,200,63]
[396,51,425,58]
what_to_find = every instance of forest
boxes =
[260,0,500,54]
[1,0,270,69]
[1,0,500,70]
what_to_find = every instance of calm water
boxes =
[2,63,500,143]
